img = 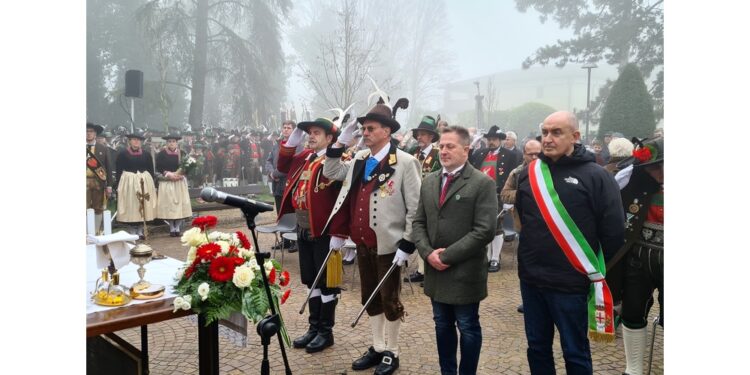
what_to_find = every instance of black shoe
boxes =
[488,260,500,273]
[271,243,282,250]
[404,271,424,282]
[343,258,355,265]
[286,243,298,253]
[352,346,383,371]
[305,332,333,353]
[293,328,318,349]
[517,304,524,314]
[374,351,399,375]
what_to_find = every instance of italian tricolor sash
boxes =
[528,159,615,343]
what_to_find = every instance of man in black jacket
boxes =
[470,126,521,272]
[516,111,624,374]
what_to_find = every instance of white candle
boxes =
[103,210,112,235]
[86,209,95,235]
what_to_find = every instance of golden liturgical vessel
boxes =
[129,243,165,300]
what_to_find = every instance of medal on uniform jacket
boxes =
[86,148,107,182]
[629,198,640,213]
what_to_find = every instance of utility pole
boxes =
[474,81,484,131]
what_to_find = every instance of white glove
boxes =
[343,247,356,261]
[285,127,305,148]
[392,249,409,267]
[329,236,346,250]
[336,117,358,147]
[471,134,483,148]
[502,203,514,210]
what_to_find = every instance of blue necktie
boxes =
[363,156,378,182]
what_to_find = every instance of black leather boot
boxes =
[306,298,336,353]
[293,296,321,348]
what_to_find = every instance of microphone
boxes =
[200,187,274,213]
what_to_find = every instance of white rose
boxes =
[173,296,185,312]
[232,265,255,288]
[197,282,210,301]
[264,260,274,273]
[249,258,260,271]
[182,227,206,247]
[217,241,230,255]
[186,246,197,263]
[181,296,191,310]
[239,249,254,259]
[231,233,240,246]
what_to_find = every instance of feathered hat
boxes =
[356,76,409,132]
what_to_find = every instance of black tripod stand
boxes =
[241,206,293,375]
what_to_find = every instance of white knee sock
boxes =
[321,293,336,303]
[370,313,386,353]
[623,325,648,375]
[491,235,503,261]
[384,318,401,357]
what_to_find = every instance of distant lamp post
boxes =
[582,62,598,144]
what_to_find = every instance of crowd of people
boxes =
[87,93,664,374]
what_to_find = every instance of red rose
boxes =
[192,215,218,231]
[208,256,236,282]
[196,243,221,261]
[279,270,290,287]
[281,289,291,304]
[236,231,252,250]
[633,147,652,163]
[268,267,276,284]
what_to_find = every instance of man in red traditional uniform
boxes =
[276,116,345,354]
[469,125,520,272]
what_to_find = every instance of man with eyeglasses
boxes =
[323,99,421,375]
[500,139,542,314]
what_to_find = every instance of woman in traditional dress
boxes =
[155,133,193,237]
[115,130,157,238]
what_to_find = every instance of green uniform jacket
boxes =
[412,162,498,305]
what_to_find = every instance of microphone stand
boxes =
[241,206,293,375]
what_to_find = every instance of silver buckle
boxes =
[381,356,392,365]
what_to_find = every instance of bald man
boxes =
[515,111,624,374]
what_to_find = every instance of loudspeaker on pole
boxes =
[125,70,143,98]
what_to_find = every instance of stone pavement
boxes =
[113,210,663,374]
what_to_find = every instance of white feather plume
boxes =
[328,102,356,128]
[366,75,390,109]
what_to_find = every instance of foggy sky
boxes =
[283,0,573,106]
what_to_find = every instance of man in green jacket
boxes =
[412,126,498,375]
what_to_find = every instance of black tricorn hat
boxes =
[163,131,182,141]
[126,129,147,140]
[87,122,104,135]
[411,115,440,143]
[483,125,506,140]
